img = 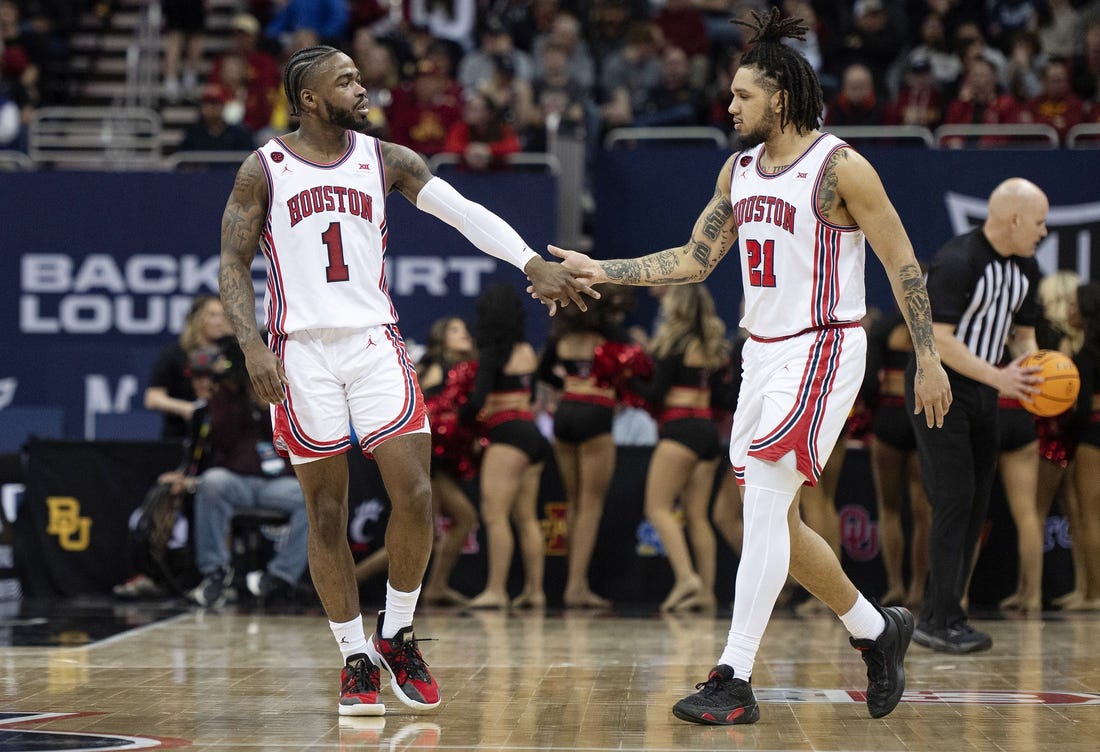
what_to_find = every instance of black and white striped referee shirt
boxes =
[925,227,1040,366]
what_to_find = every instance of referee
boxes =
[906,178,1047,653]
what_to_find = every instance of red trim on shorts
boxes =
[999,397,1024,410]
[659,407,713,423]
[483,410,534,431]
[562,393,616,408]
[749,321,860,343]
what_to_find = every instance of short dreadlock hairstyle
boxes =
[732,9,823,134]
[283,45,342,117]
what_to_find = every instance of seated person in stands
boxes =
[145,294,229,441]
[186,336,309,608]
[176,84,255,156]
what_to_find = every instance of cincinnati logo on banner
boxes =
[945,192,1099,280]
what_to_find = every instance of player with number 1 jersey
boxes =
[256,133,395,334]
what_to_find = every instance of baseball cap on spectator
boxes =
[230,13,261,36]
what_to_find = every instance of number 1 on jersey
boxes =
[745,239,776,287]
[321,222,350,282]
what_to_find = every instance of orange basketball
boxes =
[1019,350,1080,417]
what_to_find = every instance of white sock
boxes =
[382,582,421,639]
[329,615,369,661]
[717,481,798,679]
[840,594,886,640]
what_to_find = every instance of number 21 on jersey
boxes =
[744,239,776,287]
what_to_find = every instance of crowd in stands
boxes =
[6,1,1100,158]
[175,0,1100,158]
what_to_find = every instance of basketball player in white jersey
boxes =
[218,45,597,717]
[547,10,953,725]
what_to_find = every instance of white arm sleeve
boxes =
[415,177,541,272]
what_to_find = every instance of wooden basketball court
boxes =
[1,601,1098,751]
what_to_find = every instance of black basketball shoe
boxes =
[850,604,914,718]
[671,665,760,725]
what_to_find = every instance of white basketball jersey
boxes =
[730,133,866,339]
[255,132,394,335]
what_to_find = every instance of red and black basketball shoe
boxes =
[339,653,384,716]
[366,610,441,710]
[672,664,760,725]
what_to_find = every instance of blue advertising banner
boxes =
[0,170,557,443]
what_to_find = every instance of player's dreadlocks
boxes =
[732,8,823,135]
[283,45,341,117]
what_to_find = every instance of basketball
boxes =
[1019,350,1080,417]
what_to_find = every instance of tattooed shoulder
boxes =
[380,141,431,191]
[816,148,851,221]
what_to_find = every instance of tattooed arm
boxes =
[832,147,952,427]
[219,153,287,405]
[380,141,597,314]
[549,155,739,286]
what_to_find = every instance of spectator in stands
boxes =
[386,57,463,156]
[1039,0,1083,60]
[782,1,826,76]
[1005,29,1044,102]
[0,1,40,122]
[633,45,707,128]
[161,0,206,101]
[443,90,521,170]
[906,12,964,98]
[653,0,710,89]
[409,0,479,61]
[208,14,281,137]
[457,14,533,93]
[177,84,256,155]
[885,54,944,130]
[474,52,532,134]
[1070,19,1100,104]
[986,0,1040,52]
[586,0,635,74]
[834,0,905,98]
[1019,59,1087,145]
[825,62,885,126]
[532,12,595,93]
[351,27,398,138]
[941,57,1022,148]
[0,81,23,151]
[598,21,663,129]
[186,336,310,608]
[5,0,68,105]
[265,0,349,49]
[521,41,591,152]
[146,295,230,441]
[507,0,559,53]
[953,21,1009,87]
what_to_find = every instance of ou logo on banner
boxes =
[839,504,878,563]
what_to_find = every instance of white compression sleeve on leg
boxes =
[415,177,541,272]
[717,457,804,679]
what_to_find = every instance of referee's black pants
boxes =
[906,359,999,631]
